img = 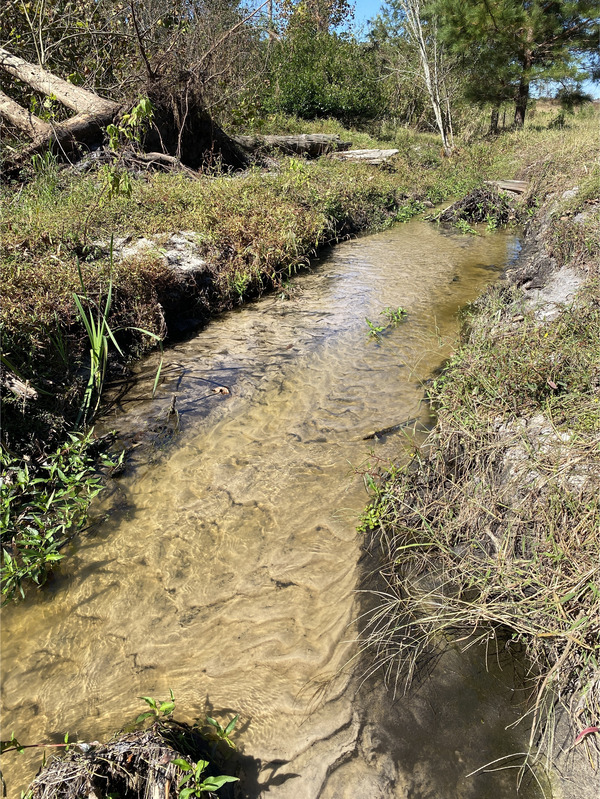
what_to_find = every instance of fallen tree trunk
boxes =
[0,88,51,139]
[485,179,528,194]
[0,49,121,172]
[0,48,119,117]
[0,48,249,175]
[232,133,351,158]
[330,148,399,166]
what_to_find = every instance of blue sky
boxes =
[352,0,385,26]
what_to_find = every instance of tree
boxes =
[434,0,600,127]
[268,28,384,124]
[379,0,456,154]
[265,1,384,126]
[0,1,272,169]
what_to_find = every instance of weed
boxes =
[0,431,121,602]
[136,690,176,723]
[173,757,238,798]
[454,219,479,235]
[381,306,407,325]
[366,306,408,338]
[204,715,239,751]
[365,317,386,339]
[74,239,163,426]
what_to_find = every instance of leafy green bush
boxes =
[268,29,384,125]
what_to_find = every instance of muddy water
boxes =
[1,221,540,798]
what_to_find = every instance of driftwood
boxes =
[232,133,351,158]
[330,148,399,166]
[485,179,528,194]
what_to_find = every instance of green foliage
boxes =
[434,0,599,122]
[381,305,407,324]
[135,690,176,723]
[366,306,408,338]
[1,733,24,755]
[0,431,119,602]
[74,240,163,426]
[204,715,239,750]
[268,27,384,125]
[173,757,239,798]
[106,98,154,151]
[103,98,154,200]
[454,219,478,235]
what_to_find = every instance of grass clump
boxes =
[361,279,600,762]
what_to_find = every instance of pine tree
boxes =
[434,0,599,126]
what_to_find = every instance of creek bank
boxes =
[363,174,600,795]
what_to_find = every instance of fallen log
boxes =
[485,179,528,194]
[330,148,399,166]
[0,48,119,117]
[232,133,351,158]
[0,88,51,140]
[0,48,249,175]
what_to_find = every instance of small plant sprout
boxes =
[135,689,176,723]
[366,306,408,339]
[205,715,239,750]
[365,317,386,339]
[381,306,408,325]
[171,757,239,798]
[454,219,478,235]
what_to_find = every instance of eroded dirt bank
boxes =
[363,171,599,796]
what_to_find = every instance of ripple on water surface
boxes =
[2,220,541,798]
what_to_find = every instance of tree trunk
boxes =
[232,134,351,158]
[514,43,533,128]
[0,48,119,116]
[330,148,399,165]
[0,88,51,139]
[0,48,250,173]
[514,76,529,127]
[489,106,499,135]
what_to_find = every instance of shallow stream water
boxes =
[2,220,544,798]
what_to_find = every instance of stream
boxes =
[1,219,544,798]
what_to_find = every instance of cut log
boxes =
[485,180,528,194]
[330,148,399,166]
[232,133,351,158]
[0,48,119,117]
